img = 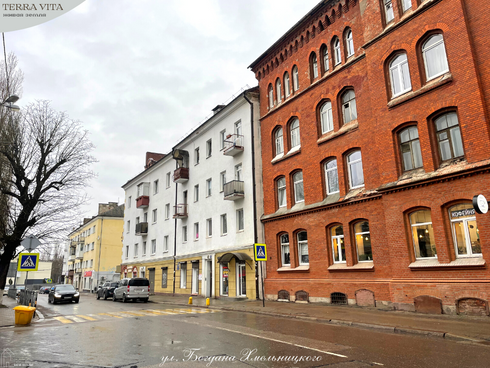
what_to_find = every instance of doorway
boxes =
[148,268,155,294]
[205,260,212,298]
[191,262,199,295]
[236,262,246,297]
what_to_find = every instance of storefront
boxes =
[217,251,255,299]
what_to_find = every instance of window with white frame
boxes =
[320,101,334,134]
[182,226,187,242]
[194,222,199,240]
[293,171,304,204]
[165,203,170,220]
[435,112,464,161]
[290,119,300,149]
[354,221,373,261]
[449,204,481,257]
[143,212,148,222]
[153,179,159,194]
[422,34,449,81]
[235,120,242,136]
[390,53,412,97]
[325,159,339,195]
[342,90,357,124]
[125,245,129,259]
[297,231,309,265]
[384,0,394,23]
[151,239,156,254]
[237,209,244,231]
[399,126,423,171]
[345,29,354,57]
[311,53,318,80]
[206,178,212,197]
[277,177,287,208]
[410,210,437,259]
[142,241,147,256]
[235,164,242,181]
[292,65,299,91]
[220,214,227,235]
[180,263,187,289]
[284,72,290,98]
[276,78,282,104]
[206,139,212,158]
[322,45,329,73]
[274,127,284,156]
[194,184,199,202]
[331,225,345,263]
[128,196,131,208]
[220,171,226,192]
[134,243,138,257]
[206,218,212,237]
[220,130,226,150]
[194,147,200,165]
[402,0,411,11]
[268,84,274,108]
[164,236,169,252]
[280,234,290,266]
[333,37,341,65]
[152,209,157,223]
[347,150,364,189]
[126,220,130,233]
[166,172,171,188]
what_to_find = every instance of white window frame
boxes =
[220,171,226,192]
[290,119,300,149]
[163,236,169,252]
[297,231,309,265]
[384,0,394,23]
[125,245,129,259]
[292,66,299,91]
[142,241,147,256]
[280,234,290,267]
[275,127,284,156]
[390,53,412,97]
[402,0,412,12]
[194,222,199,241]
[194,147,200,165]
[277,177,287,208]
[348,151,365,189]
[206,218,212,237]
[220,130,226,150]
[235,164,242,181]
[182,226,187,243]
[325,159,339,195]
[206,139,212,158]
[334,38,341,65]
[449,206,481,258]
[311,53,318,79]
[220,214,228,236]
[166,172,171,188]
[194,184,199,202]
[354,222,372,262]
[276,79,282,104]
[180,264,187,289]
[134,243,138,258]
[410,211,437,260]
[346,30,354,57]
[331,226,345,263]
[128,196,131,208]
[165,203,170,220]
[268,84,274,108]
[237,209,244,232]
[422,34,449,81]
[126,220,130,233]
[152,209,157,223]
[206,178,212,197]
[153,179,159,194]
[322,46,329,73]
[151,239,156,255]
[320,101,334,134]
[293,171,304,204]
[284,72,290,98]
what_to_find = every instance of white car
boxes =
[3,286,9,296]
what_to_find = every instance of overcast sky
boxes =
[5,0,319,217]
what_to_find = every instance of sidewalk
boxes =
[0,296,41,327]
[149,294,490,343]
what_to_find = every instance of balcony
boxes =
[223,134,244,156]
[136,195,149,208]
[68,253,76,262]
[76,249,84,260]
[173,204,188,219]
[173,167,189,183]
[223,180,244,200]
[135,222,148,236]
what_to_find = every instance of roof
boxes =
[99,204,125,218]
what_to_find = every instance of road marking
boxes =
[53,316,74,324]
[64,316,87,323]
[76,315,97,321]
[119,311,149,317]
[98,313,123,319]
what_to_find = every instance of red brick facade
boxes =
[250,0,490,314]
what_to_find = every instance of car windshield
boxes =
[56,285,75,291]
[110,283,119,287]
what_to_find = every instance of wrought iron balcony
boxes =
[173,203,188,219]
[223,134,244,156]
[173,167,189,183]
[223,180,244,200]
[135,222,148,236]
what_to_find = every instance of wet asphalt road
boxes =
[0,293,489,368]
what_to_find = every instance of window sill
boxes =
[271,147,301,165]
[277,265,310,272]
[328,262,374,272]
[388,73,453,109]
[409,257,485,270]
[317,121,359,146]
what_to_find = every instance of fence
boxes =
[18,289,38,307]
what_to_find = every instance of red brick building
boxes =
[249,0,490,315]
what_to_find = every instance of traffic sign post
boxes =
[254,244,267,307]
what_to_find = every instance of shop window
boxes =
[399,126,423,171]
[410,210,437,259]
[449,204,481,257]
[353,221,373,261]
[331,225,345,263]
[435,112,464,162]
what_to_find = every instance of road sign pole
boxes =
[261,261,265,308]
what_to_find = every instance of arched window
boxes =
[390,53,412,97]
[449,203,481,257]
[410,210,437,259]
[399,126,423,171]
[345,29,354,57]
[324,159,339,195]
[293,171,304,204]
[297,231,309,265]
[422,34,449,81]
[321,44,329,74]
[280,234,290,266]
[292,65,299,91]
[331,225,345,263]
[347,150,364,189]
[320,101,334,134]
[268,84,274,108]
[354,221,372,261]
[333,37,341,65]
[310,52,318,80]
[284,72,291,98]
[290,119,300,149]
[276,78,282,104]
[384,0,394,23]
[342,90,357,124]
[435,112,464,161]
[274,127,284,156]
[276,177,287,208]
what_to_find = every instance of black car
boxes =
[96,282,119,300]
[48,284,80,304]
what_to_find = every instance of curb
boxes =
[150,299,488,343]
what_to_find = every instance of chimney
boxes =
[145,152,166,169]
[212,105,225,115]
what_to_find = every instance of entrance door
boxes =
[220,263,229,296]
[191,262,199,295]
[149,268,155,294]
[205,260,212,298]
[236,262,246,297]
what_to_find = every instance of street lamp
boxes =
[1,94,20,111]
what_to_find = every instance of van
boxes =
[113,278,149,303]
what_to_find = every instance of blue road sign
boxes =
[17,253,39,271]
[254,244,267,261]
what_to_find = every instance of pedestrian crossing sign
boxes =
[254,244,267,261]
[17,253,39,271]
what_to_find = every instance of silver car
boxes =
[113,278,149,303]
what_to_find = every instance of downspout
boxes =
[172,161,178,296]
[243,92,260,300]
[96,218,103,291]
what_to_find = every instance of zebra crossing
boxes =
[49,308,219,325]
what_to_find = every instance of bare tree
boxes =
[0,100,96,292]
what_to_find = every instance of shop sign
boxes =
[450,208,476,219]
[84,271,92,277]
[473,194,489,214]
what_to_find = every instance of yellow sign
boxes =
[254,243,267,261]
[17,253,39,271]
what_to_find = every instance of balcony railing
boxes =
[76,249,84,259]
[135,222,148,236]
[173,167,189,183]
[68,254,76,262]
[223,180,244,200]
[173,203,188,219]
[223,134,244,156]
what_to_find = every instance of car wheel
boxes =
[104,292,108,300]
[112,294,117,302]
[122,294,127,303]
[48,297,51,304]
[96,293,100,300]
[143,298,148,303]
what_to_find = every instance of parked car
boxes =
[48,284,80,304]
[96,282,119,300]
[39,286,50,294]
[3,286,9,296]
[113,278,149,303]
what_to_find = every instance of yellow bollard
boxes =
[188,297,193,305]
[206,298,210,307]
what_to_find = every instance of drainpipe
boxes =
[96,218,103,292]
[243,92,260,300]
[172,160,178,296]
